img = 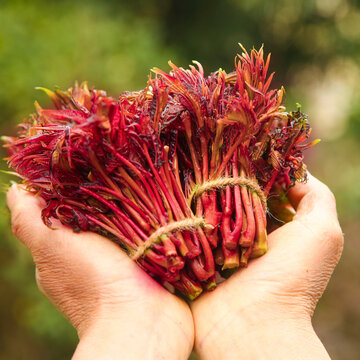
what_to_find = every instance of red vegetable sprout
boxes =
[4,46,317,299]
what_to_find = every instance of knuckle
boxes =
[35,267,45,294]
[10,204,41,251]
[325,186,336,204]
[332,223,344,250]
[321,221,344,261]
[318,182,337,204]
[10,206,26,239]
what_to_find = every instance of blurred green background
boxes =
[1,0,359,359]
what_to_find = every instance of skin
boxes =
[191,173,344,359]
[6,173,343,359]
[6,185,194,360]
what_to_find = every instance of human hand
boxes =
[191,174,344,360]
[7,185,194,360]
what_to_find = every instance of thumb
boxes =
[6,184,140,270]
[269,173,343,256]
[6,184,56,252]
[265,173,344,304]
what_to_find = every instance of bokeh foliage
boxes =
[1,0,360,359]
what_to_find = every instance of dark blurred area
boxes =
[1,0,359,359]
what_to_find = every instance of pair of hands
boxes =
[7,174,343,360]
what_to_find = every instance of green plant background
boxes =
[1,0,359,359]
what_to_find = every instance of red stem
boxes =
[143,144,184,221]
[190,257,214,282]
[222,244,239,270]
[238,181,256,247]
[182,112,202,184]
[117,167,157,215]
[196,228,215,278]
[170,233,190,258]
[230,150,243,241]
[171,273,203,300]
[81,187,148,242]
[250,192,268,258]
[215,132,245,178]
[86,214,134,250]
[221,164,237,250]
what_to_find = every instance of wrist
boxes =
[73,318,134,360]
[73,300,193,360]
[193,306,330,360]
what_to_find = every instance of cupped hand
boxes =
[191,174,344,360]
[7,185,194,360]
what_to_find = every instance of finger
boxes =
[287,172,338,222]
[269,173,343,261]
[6,184,133,264]
[6,185,58,251]
[285,172,342,248]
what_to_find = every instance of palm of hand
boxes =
[191,176,343,352]
[7,175,343,359]
[34,225,190,333]
[7,186,193,343]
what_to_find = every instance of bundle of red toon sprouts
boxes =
[4,46,317,299]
